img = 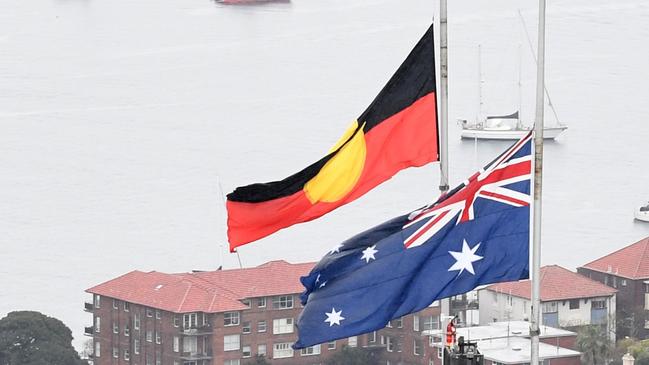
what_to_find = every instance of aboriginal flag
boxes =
[227,24,439,251]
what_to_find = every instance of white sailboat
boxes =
[458,21,567,141]
[634,202,649,222]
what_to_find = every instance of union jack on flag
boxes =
[404,132,534,248]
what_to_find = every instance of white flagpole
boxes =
[531,0,546,364]
[438,0,452,351]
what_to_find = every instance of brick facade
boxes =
[86,293,440,365]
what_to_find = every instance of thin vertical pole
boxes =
[531,0,546,364]
[439,0,451,356]
[439,0,449,194]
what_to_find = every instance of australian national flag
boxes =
[294,132,533,349]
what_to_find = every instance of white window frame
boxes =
[258,320,267,333]
[414,339,422,356]
[112,347,119,358]
[173,315,180,327]
[224,360,240,365]
[124,324,130,337]
[183,313,197,329]
[224,312,240,327]
[258,297,267,308]
[113,322,119,334]
[413,316,420,332]
[242,321,251,334]
[242,345,252,358]
[155,310,161,319]
[300,344,321,356]
[94,316,101,333]
[273,342,294,359]
[224,334,240,351]
[94,341,101,358]
[155,331,161,344]
[258,344,267,356]
[273,318,294,334]
[272,295,294,310]
[146,330,153,342]
[327,341,336,350]
[146,308,153,317]
[134,339,140,354]
[113,299,119,310]
[94,294,101,308]
[134,314,140,330]
[124,349,130,361]
[173,336,179,352]
[348,336,357,348]
[123,301,129,312]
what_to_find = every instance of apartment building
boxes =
[577,236,649,339]
[478,265,617,341]
[85,260,440,365]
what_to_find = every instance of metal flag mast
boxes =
[531,0,547,364]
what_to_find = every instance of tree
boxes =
[617,306,648,339]
[0,311,88,365]
[244,354,271,365]
[325,346,383,365]
[577,325,614,365]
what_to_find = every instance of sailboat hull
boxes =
[634,209,649,222]
[460,126,567,140]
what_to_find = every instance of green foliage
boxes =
[620,339,649,365]
[244,354,271,365]
[0,311,87,365]
[325,346,383,365]
[577,325,613,365]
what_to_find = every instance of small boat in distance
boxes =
[458,111,568,140]
[634,202,649,222]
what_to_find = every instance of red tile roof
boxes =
[485,265,616,301]
[580,237,649,280]
[86,260,315,313]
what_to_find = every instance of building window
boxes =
[242,299,251,308]
[155,331,161,344]
[413,316,420,331]
[348,336,357,348]
[414,339,422,356]
[542,302,558,313]
[242,345,252,358]
[301,344,321,356]
[386,320,392,328]
[173,336,179,352]
[423,315,439,331]
[123,302,129,312]
[156,358,161,365]
[134,339,140,354]
[146,308,153,317]
[224,312,240,326]
[146,330,153,342]
[94,317,101,333]
[438,347,443,359]
[621,279,627,286]
[258,297,267,308]
[113,299,119,310]
[94,341,101,358]
[327,341,336,350]
[112,347,119,358]
[272,295,293,310]
[273,318,294,334]
[155,310,161,319]
[383,336,394,352]
[173,315,180,327]
[369,331,377,343]
[224,334,240,351]
[258,344,267,356]
[183,337,197,353]
[146,354,152,365]
[569,299,580,310]
[134,314,140,330]
[124,324,130,337]
[273,342,294,359]
[395,317,403,328]
[242,321,251,334]
[113,322,119,334]
[94,295,101,308]
[224,360,240,365]
[183,313,197,329]
[124,349,130,361]
[257,320,267,333]
[592,299,607,309]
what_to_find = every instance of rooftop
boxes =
[580,236,649,280]
[86,260,315,314]
[484,265,616,301]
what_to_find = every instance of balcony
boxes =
[84,302,94,312]
[84,326,94,336]
[182,324,213,336]
[180,351,212,360]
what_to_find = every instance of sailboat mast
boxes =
[531,0,546,364]
[439,0,449,194]
[517,44,523,129]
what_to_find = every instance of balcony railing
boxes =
[84,302,94,312]
[182,324,213,336]
[84,326,94,336]
[180,351,212,360]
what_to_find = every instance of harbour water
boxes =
[1,0,649,350]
